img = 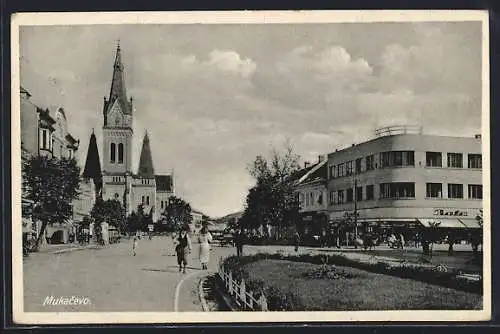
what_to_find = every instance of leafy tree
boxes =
[161,196,192,232]
[23,155,81,251]
[241,140,301,239]
[126,211,141,234]
[90,199,126,231]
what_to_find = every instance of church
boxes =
[81,44,174,222]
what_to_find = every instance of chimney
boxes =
[304,162,310,168]
[475,134,481,139]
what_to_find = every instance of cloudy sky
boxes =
[19,21,483,218]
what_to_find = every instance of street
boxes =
[23,236,236,312]
[23,237,480,312]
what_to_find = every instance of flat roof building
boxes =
[326,126,483,231]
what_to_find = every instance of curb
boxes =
[198,277,209,312]
[213,275,238,311]
[50,245,106,254]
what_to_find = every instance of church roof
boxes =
[155,175,173,192]
[137,132,155,178]
[104,43,133,118]
[82,130,102,180]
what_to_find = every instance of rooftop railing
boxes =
[374,125,423,138]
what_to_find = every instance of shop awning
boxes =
[418,218,467,228]
[457,218,482,229]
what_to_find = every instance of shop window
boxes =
[426,183,443,198]
[426,152,442,167]
[468,184,482,199]
[447,153,463,168]
[448,184,463,199]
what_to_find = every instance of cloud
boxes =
[207,50,257,78]
[19,23,482,217]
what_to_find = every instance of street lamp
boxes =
[353,169,359,237]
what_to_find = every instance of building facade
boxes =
[326,126,483,235]
[90,44,174,222]
[294,156,328,237]
[20,86,83,243]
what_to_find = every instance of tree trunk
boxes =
[34,220,48,252]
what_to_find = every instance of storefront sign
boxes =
[433,209,468,217]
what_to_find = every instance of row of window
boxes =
[328,182,483,205]
[329,152,482,179]
[39,128,74,158]
[142,195,150,206]
[299,192,324,207]
[110,143,124,164]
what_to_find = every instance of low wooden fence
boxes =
[218,258,268,311]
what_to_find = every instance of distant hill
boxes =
[216,211,243,224]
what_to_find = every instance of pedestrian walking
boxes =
[399,233,405,250]
[294,231,300,252]
[447,234,454,256]
[198,226,213,270]
[175,227,192,273]
[132,236,138,256]
[234,228,244,257]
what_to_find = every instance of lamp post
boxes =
[354,176,358,237]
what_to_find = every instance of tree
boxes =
[161,196,193,232]
[241,140,301,239]
[90,199,126,231]
[23,155,81,251]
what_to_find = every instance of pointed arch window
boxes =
[118,143,124,163]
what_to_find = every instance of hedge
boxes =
[222,252,482,297]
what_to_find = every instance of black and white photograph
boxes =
[11,10,490,323]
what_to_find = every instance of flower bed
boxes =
[220,255,482,311]
[223,252,482,295]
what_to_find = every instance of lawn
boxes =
[242,259,482,311]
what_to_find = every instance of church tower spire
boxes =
[137,131,155,178]
[82,129,103,199]
[103,42,133,126]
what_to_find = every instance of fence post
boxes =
[240,279,246,308]
[248,291,254,310]
[228,271,233,295]
[259,293,268,311]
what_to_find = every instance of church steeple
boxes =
[82,129,103,198]
[103,42,133,124]
[137,131,155,178]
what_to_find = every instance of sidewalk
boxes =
[240,243,480,273]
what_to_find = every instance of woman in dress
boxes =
[198,227,213,270]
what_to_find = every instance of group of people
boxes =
[131,226,214,274]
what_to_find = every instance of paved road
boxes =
[23,238,480,312]
[23,236,235,312]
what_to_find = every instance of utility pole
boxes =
[354,175,358,237]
